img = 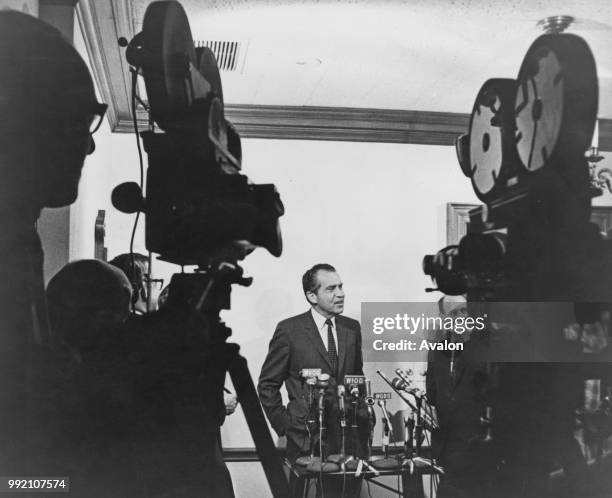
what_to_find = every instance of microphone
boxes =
[365,379,374,406]
[391,377,436,430]
[364,379,375,461]
[338,385,346,415]
[377,370,418,412]
[392,377,413,393]
[111,182,145,214]
[395,368,413,385]
[377,399,394,439]
[301,368,322,380]
[316,372,330,385]
[306,377,317,416]
[316,373,330,412]
[392,377,425,397]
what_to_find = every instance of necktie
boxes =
[325,318,338,377]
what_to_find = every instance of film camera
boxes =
[424,33,603,301]
[423,32,612,496]
[112,1,284,266]
[111,2,290,496]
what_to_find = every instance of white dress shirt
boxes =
[311,307,338,352]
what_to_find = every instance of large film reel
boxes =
[140,1,200,129]
[138,1,239,169]
[466,79,520,203]
[514,34,597,173]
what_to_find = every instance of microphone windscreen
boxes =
[111,182,144,214]
[391,378,407,390]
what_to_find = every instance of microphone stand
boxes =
[327,386,348,466]
[296,377,318,467]
[403,414,414,461]
[415,395,424,456]
[307,374,338,474]
[372,400,400,470]
[344,385,379,477]
[410,393,445,476]
[365,380,376,462]
[344,386,360,471]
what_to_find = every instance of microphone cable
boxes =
[128,67,145,314]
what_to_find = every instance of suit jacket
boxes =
[257,310,363,456]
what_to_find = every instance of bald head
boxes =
[47,260,132,352]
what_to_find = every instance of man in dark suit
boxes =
[258,263,364,461]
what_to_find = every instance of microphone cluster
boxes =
[377,369,438,431]
[294,368,444,479]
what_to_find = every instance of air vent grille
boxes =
[196,40,242,72]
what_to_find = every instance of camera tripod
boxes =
[164,260,290,498]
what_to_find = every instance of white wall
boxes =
[73,132,481,443]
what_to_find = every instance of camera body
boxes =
[114,0,284,266]
[425,33,603,303]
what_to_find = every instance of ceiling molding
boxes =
[113,105,471,145]
[76,0,612,150]
[74,0,473,145]
[113,107,612,150]
[76,0,135,131]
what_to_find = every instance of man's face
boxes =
[134,264,163,314]
[35,92,98,207]
[308,270,345,318]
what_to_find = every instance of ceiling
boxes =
[76,0,612,147]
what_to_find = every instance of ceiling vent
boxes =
[195,40,245,73]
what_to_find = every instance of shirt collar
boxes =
[311,307,336,331]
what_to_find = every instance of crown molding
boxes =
[76,0,612,149]
[76,0,135,131]
[113,105,471,145]
[75,0,472,145]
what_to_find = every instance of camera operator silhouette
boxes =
[0,9,106,478]
[0,13,235,496]
[46,260,139,495]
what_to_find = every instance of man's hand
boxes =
[224,392,238,415]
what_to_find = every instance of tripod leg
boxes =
[229,351,291,498]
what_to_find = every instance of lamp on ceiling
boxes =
[537,15,575,34]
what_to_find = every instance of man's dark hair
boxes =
[109,253,149,305]
[302,263,336,297]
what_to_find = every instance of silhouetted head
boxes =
[46,260,132,353]
[0,11,103,211]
